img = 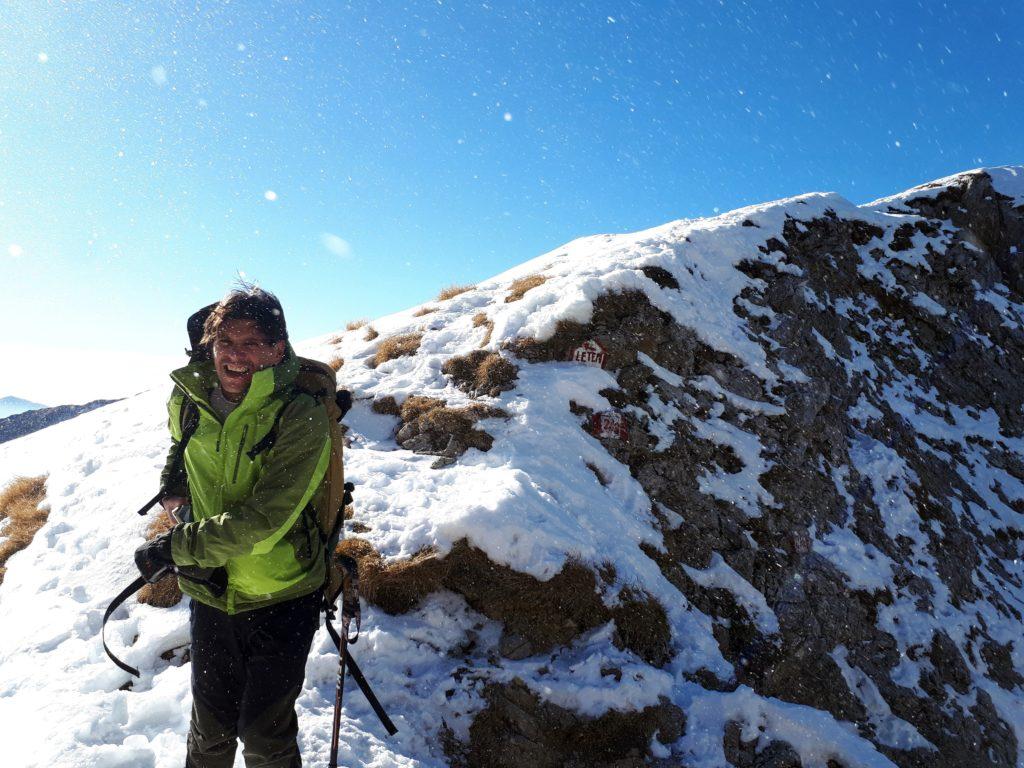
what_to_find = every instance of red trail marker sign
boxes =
[591,411,628,441]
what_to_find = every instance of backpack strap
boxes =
[246,390,299,460]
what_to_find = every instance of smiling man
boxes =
[134,285,331,768]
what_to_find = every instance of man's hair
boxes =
[201,283,288,347]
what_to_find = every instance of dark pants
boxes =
[186,590,322,768]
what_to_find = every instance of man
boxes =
[135,285,332,768]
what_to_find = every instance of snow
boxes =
[3,166,1024,765]
[988,165,1024,207]
[830,646,934,752]
[684,553,780,635]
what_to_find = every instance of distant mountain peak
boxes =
[0,395,48,419]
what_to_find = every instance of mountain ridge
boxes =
[1,166,1022,767]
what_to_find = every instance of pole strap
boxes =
[102,576,147,677]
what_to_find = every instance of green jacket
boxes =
[160,346,331,614]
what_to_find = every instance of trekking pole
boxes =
[329,629,349,767]
[329,557,362,767]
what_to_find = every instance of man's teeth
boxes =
[226,365,249,374]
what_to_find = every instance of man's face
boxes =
[212,318,286,401]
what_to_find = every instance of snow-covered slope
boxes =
[1,166,1023,768]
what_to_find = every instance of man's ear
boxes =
[272,340,286,362]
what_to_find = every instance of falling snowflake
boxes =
[37,52,48,63]
[503,112,512,122]
[264,190,278,201]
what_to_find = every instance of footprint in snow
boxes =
[45,521,71,546]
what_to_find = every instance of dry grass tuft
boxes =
[610,587,672,667]
[437,284,475,301]
[442,351,518,397]
[371,332,422,367]
[327,333,345,345]
[476,354,518,395]
[505,274,548,303]
[346,319,368,331]
[343,538,615,656]
[137,510,183,607]
[337,538,447,614]
[472,312,495,347]
[364,326,379,342]
[394,396,508,463]
[371,395,401,416]
[463,679,684,767]
[412,306,437,317]
[327,356,345,372]
[399,395,447,422]
[0,476,49,585]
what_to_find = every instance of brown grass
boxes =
[437,284,475,301]
[394,396,507,459]
[327,333,345,345]
[327,355,345,371]
[472,312,495,347]
[338,538,608,651]
[346,319,368,331]
[337,539,447,614]
[400,395,447,422]
[505,274,548,303]
[610,587,672,667]
[364,326,379,341]
[371,395,401,416]
[338,536,672,670]
[463,679,684,767]
[442,351,518,397]
[412,306,436,317]
[137,510,183,607]
[371,332,422,367]
[0,475,49,585]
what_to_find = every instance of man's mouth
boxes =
[224,364,251,379]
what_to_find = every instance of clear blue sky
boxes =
[1,1,1021,402]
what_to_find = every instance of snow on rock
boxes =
[2,166,1024,767]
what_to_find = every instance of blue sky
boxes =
[1,1,1021,403]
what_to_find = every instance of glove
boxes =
[135,529,176,583]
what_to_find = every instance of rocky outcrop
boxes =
[332,167,1024,767]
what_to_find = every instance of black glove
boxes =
[134,529,176,583]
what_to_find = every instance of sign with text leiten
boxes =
[591,411,628,441]
[570,339,607,368]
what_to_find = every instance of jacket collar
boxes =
[170,343,300,413]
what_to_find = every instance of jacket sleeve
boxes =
[158,388,189,498]
[171,394,332,568]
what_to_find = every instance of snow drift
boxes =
[1,166,1023,767]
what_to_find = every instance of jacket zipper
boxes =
[231,424,249,483]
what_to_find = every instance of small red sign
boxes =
[591,411,628,441]
[570,339,607,368]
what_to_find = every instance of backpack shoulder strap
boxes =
[246,388,302,460]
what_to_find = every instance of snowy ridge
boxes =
[2,166,1023,767]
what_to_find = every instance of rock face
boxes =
[322,167,1024,767]
[0,399,118,445]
